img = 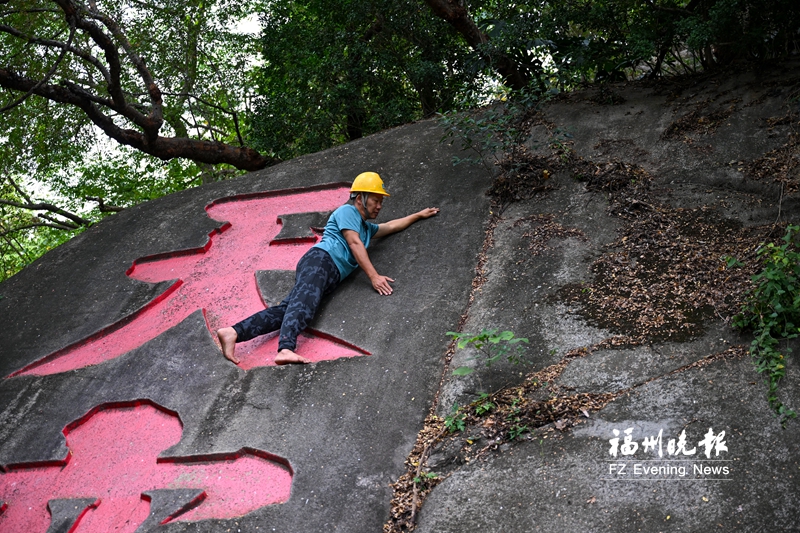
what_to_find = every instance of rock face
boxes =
[412,61,800,532]
[1,60,800,533]
[0,120,490,533]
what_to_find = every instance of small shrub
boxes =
[447,329,530,376]
[733,224,800,424]
[438,90,541,178]
[412,471,439,488]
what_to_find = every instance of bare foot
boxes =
[275,348,312,365]
[217,327,239,364]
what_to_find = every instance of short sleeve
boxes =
[367,221,379,238]
[336,205,365,233]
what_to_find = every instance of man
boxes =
[217,172,440,365]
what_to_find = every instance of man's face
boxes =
[362,193,384,220]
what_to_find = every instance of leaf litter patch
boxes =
[743,126,800,192]
[571,157,651,192]
[662,99,740,140]
[487,146,558,208]
[512,214,587,257]
[740,79,799,190]
[559,202,765,343]
[546,152,774,343]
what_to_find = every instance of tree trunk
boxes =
[419,83,437,118]
[346,104,365,141]
[422,0,529,90]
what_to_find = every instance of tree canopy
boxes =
[249,0,483,161]
[1,0,268,278]
[1,0,269,167]
[1,0,799,280]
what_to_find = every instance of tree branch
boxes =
[0,22,111,83]
[6,175,33,205]
[83,3,164,137]
[0,15,76,113]
[644,0,694,16]
[0,8,60,17]
[56,0,161,134]
[0,222,34,263]
[0,198,89,227]
[194,47,248,146]
[189,121,229,138]
[362,14,384,42]
[0,2,275,170]
[0,69,275,170]
[48,1,122,109]
[1,175,89,228]
[0,221,77,236]
[423,0,487,46]
[153,91,246,145]
[86,196,124,212]
[36,212,81,228]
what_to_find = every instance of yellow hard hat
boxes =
[351,172,390,196]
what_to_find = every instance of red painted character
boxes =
[10,184,370,377]
[0,401,292,533]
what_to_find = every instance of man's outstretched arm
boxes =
[342,207,439,295]
[374,207,440,238]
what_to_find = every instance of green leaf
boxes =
[497,330,515,341]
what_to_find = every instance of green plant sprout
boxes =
[413,471,439,486]
[447,329,530,376]
[733,224,800,424]
[506,398,529,439]
[444,404,467,433]
[722,255,744,269]
[473,392,496,415]
[508,423,530,440]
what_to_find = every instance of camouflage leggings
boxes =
[232,247,341,351]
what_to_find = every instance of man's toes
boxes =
[275,351,311,365]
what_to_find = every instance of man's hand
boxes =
[375,207,441,238]
[344,229,395,295]
[347,206,441,295]
[370,274,395,295]
[417,207,440,219]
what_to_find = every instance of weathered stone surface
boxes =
[3,60,800,533]
[0,119,489,532]
[420,61,800,533]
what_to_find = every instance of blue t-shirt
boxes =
[313,204,379,279]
